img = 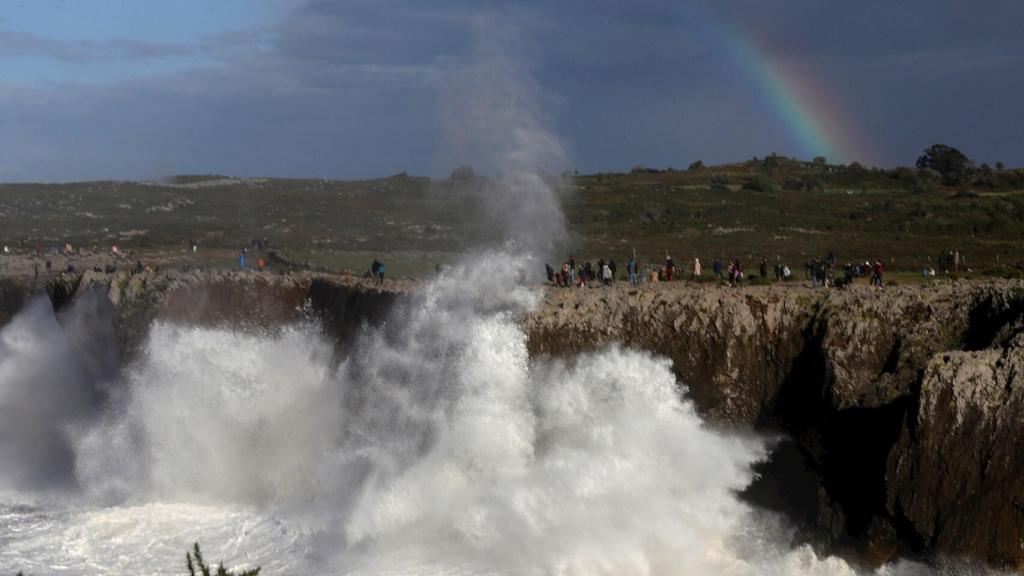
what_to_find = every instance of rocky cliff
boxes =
[1,271,1022,569]
[525,280,1024,569]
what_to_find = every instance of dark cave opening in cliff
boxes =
[741,323,928,564]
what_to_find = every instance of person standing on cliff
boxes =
[759,258,768,279]
[238,250,246,270]
[730,259,743,286]
[693,257,702,280]
[713,257,722,281]
[377,261,385,285]
[627,257,638,286]
[665,255,675,282]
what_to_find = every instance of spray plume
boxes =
[440,16,568,260]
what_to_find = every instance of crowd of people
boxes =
[546,257,620,288]
[0,233,968,292]
[803,257,887,288]
[544,250,897,290]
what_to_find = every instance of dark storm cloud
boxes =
[0,0,1021,182]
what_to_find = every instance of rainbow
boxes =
[684,7,872,166]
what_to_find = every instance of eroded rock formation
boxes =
[525,280,1024,569]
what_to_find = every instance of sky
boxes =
[0,0,1022,182]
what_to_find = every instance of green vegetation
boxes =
[186,543,260,576]
[567,151,1024,276]
[916,144,974,186]
[0,146,1021,278]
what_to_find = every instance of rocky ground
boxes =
[1,269,1022,570]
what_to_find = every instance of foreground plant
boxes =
[186,543,260,576]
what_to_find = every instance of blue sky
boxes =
[0,0,1022,181]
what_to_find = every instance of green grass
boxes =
[1,158,1022,278]
[276,249,459,277]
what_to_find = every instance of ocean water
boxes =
[0,259,985,575]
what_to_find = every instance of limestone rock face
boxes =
[523,280,1024,567]
[1,270,408,359]
[813,283,1016,411]
[524,283,816,424]
[887,342,1024,568]
[0,277,28,327]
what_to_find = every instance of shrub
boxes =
[995,169,1024,189]
[630,165,660,175]
[186,543,261,576]
[743,175,777,194]
[919,167,942,182]
[989,264,1024,280]
[688,160,704,171]
[710,174,730,191]
[916,144,975,186]
[762,153,785,169]
[800,174,825,191]
[449,165,478,181]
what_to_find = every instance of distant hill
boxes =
[1,156,1022,277]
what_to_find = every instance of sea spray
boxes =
[74,321,342,506]
[0,292,118,492]
[438,17,569,260]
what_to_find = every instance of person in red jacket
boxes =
[872,260,885,288]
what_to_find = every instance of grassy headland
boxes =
[1,154,1022,279]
